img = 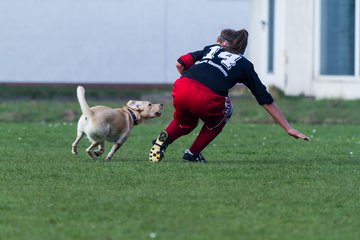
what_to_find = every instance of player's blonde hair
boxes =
[217,29,248,54]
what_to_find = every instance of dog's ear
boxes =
[127,100,143,110]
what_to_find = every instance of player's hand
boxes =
[287,128,310,142]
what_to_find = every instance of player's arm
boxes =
[242,62,309,142]
[262,102,309,141]
[176,61,185,75]
[176,50,204,74]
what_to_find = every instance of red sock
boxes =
[189,121,226,155]
[165,120,196,144]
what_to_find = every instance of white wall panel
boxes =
[0,0,249,84]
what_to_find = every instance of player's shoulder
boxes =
[203,44,222,50]
[239,56,253,67]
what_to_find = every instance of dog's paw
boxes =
[86,151,98,160]
[94,150,103,157]
[71,148,78,155]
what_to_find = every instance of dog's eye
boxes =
[148,103,152,106]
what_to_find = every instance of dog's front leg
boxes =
[94,143,105,157]
[105,134,129,161]
[86,142,101,160]
[105,143,121,161]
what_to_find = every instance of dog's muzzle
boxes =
[155,104,163,116]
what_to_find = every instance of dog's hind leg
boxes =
[86,142,101,160]
[71,131,85,155]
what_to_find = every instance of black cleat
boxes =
[182,149,208,163]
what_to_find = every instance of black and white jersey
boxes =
[177,44,274,105]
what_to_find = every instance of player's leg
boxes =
[149,110,198,162]
[183,97,233,163]
[149,77,198,162]
[165,111,199,143]
[183,120,226,163]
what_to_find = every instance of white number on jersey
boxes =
[218,52,241,70]
[203,46,221,60]
[203,46,241,70]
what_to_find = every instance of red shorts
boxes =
[172,77,233,129]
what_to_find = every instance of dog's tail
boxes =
[77,86,93,117]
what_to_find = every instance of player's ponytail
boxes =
[218,29,249,54]
[233,29,248,54]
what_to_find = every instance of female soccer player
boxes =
[149,28,309,163]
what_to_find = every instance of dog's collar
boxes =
[127,109,138,125]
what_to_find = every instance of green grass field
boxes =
[0,87,359,240]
